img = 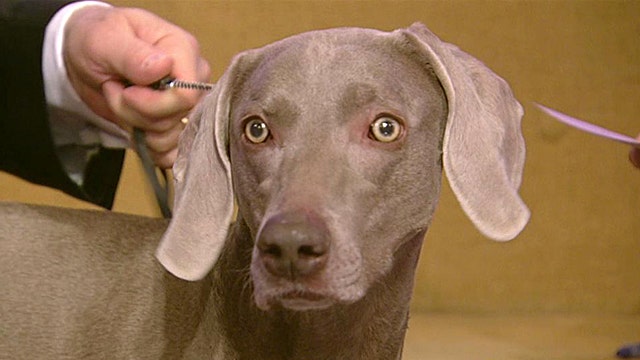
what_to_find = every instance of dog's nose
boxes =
[257,212,330,279]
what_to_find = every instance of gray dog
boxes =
[0,23,529,359]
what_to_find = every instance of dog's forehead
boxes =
[256,31,415,87]
[232,28,437,120]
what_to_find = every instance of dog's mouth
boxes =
[277,290,334,311]
[255,286,338,311]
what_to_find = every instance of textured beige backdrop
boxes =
[2,0,639,314]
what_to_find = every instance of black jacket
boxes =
[0,0,124,209]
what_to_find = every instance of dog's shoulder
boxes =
[0,202,219,358]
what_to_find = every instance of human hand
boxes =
[630,134,640,169]
[63,5,210,168]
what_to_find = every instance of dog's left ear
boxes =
[401,23,530,241]
[155,63,238,281]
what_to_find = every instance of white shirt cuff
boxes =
[43,1,130,150]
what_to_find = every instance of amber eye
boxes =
[244,118,270,143]
[370,116,402,143]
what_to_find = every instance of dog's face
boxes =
[228,32,447,310]
[157,24,528,305]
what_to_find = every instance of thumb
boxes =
[109,37,174,86]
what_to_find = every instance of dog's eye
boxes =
[244,118,270,144]
[369,116,402,143]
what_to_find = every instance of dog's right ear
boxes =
[155,65,237,282]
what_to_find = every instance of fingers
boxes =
[64,5,209,168]
[105,34,174,87]
[104,57,209,125]
[630,135,640,169]
[144,121,185,169]
[67,6,210,168]
[630,149,640,169]
[101,79,194,131]
[152,148,179,170]
[121,58,211,118]
[101,23,209,169]
[103,79,190,169]
[92,8,176,86]
[631,150,640,169]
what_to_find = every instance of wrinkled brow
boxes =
[338,82,409,120]
[236,92,301,128]
[339,83,381,114]
[262,96,301,127]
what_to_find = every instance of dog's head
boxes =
[156,23,529,311]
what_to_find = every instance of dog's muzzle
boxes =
[256,211,330,281]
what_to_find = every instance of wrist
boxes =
[44,1,110,112]
[43,1,129,148]
[62,3,113,102]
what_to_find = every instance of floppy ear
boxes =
[402,23,530,241]
[155,67,236,281]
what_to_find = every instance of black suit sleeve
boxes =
[0,1,124,209]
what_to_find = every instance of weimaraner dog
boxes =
[0,23,529,359]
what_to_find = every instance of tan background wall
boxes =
[2,0,639,314]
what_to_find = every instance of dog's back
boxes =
[0,202,212,359]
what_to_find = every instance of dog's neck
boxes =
[209,217,424,360]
